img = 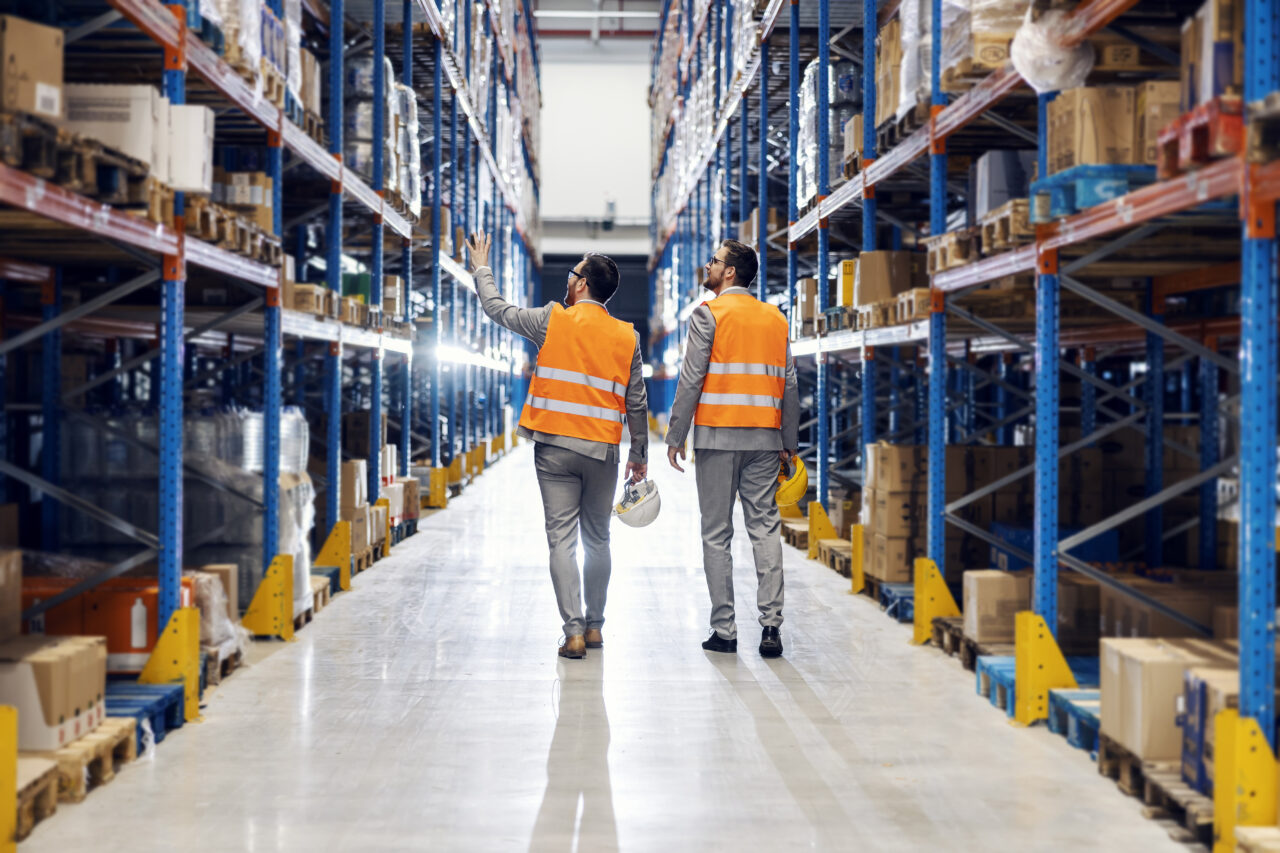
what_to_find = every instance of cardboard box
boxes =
[1099,579,1234,639]
[836,260,857,307]
[343,410,387,458]
[0,550,17,642]
[168,104,214,193]
[341,460,368,514]
[843,114,863,163]
[871,444,927,493]
[796,277,819,322]
[873,491,926,539]
[0,15,64,119]
[370,505,388,545]
[383,274,404,319]
[292,283,327,315]
[382,482,406,522]
[382,444,399,482]
[300,47,322,115]
[1048,87,1136,174]
[197,563,238,623]
[348,505,369,552]
[397,477,421,519]
[1135,81,1182,165]
[61,84,166,174]
[1100,637,1236,761]
[854,251,922,307]
[0,635,106,750]
[1058,573,1102,653]
[963,569,1031,643]
[870,533,915,584]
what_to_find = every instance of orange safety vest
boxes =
[519,302,635,444]
[695,292,788,429]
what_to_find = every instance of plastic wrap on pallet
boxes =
[235,0,262,68]
[284,0,302,103]
[346,57,377,99]
[1010,6,1096,94]
[19,550,116,579]
[940,0,1026,72]
[345,101,376,142]
[184,570,250,655]
[201,0,223,27]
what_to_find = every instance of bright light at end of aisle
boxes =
[434,345,511,371]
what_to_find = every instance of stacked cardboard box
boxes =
[1100,637,1237,761]
[1098,571,1235,639]
[737,207,781,251]
[0,15,65,121]
[963,569,1031,644]
[853,251,927,308]
[0,634,107,750]
[341,459,370,554]
[214,169,274,230]
[794,277,818,338]
[384,275,405,319]
[1047,83,1183,174]
[874,19,902,128]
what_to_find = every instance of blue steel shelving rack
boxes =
[5,0,540,634]
[647,0,1280,766]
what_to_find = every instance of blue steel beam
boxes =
[325,0,345,532]
[431,34,444,467]
[816,0,830,509]
[757,39,768,302]
[1032,90,1059,632]
[400,0,414,478]
[368,0,386,503]
[926,0,948,572]
[861,351,876,464]
[448,88,459,463]
[787,0,798,340]
[862,0,877,250]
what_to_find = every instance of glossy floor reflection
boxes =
[24,442,1184,852]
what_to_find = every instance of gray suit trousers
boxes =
[533,442,619,637]
[694,448,785,640]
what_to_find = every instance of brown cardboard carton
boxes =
[872,444,927,493]
[963,569,1031,643]
[0,15,64,119]
[1100,579,1235,638]
[1049,87,1137,173]
[854,251,917,307]
[1100,637,1236,761]
[797,277,819,321]
[0,549,18,641]
[292,283,327,315]
[384,274,404,319]
[340,460,368,514]
[197,564,238,622]
[870,534,915,584]
[873,491,926,539]
[348,505,369,552]
[843,114,863,162]
[1135,81,1182,165]
[397,477,421,519]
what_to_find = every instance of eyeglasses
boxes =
[706,256,728,269]
[567,268,587,282]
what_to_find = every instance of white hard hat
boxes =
[613,479,661,527]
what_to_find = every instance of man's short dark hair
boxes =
[581,252,620,302]
[720,239,758,288]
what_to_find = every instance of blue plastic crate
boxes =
[1030,164,1156,223]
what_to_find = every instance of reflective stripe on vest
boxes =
[519,302,635,444]
[695,292,788,430]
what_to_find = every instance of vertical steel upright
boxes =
[757,39,768,302]
[1032,90,1060,631]
[786,0,798,343]
[40,271,61,550]
[925,0,947,571]
[1199,345,1218,571]
[1239,0,1279,745]
[1144,293,1164,568]
[448,90,459,463]
[262,0,285,575]
[399,0,413,478]
[815,0,830,509]
[861,0,876,251]
[325,0,345,532]
[739,97,749,231]
[430,33,444,468]
[368,0,386,502]
[861,350,876,460]
[158,16,187,627]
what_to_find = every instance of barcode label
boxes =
[35,83,60,117]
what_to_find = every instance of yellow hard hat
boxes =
[776,456,808,507]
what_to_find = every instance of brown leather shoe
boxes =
[558,635,586,658]
[584,629,603,648]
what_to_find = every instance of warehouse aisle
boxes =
[24,443,1182,852]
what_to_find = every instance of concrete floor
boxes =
[24,442,1187,852]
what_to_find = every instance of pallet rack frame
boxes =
[647,0,1280,774]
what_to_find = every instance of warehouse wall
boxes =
[539,38,651,256]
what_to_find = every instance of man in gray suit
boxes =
[466,232,648,659]
[666,239,799,658]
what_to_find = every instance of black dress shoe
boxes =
[702,632,738,653]
[759,626,783,658]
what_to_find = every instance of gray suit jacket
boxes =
[665,286,800,452]
[474,266,648,465]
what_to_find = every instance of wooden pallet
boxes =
[32,717,137,804]
[1248,90,1280,164]
[201,642,243,688]
[303,110,327,146]
[931,616,965,658]
[311,575,331,613]
[854,300,895,330]
[1097,739,1215,847]
[0,110,151,206]
[781,520,808,550]
[895,287,931,324]
[876,101,930,153]
[353,546,375,574]
[978,198,1033,255]
[15,756,59,841]
[960,638,1013,672]
[940,31,1017,92]
[925,227,981,274]
[1237,826,1280,853]
[1157,95,1243,178]
[261,60,286,108]
[816,538,852,575]
[293,606,314,632]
